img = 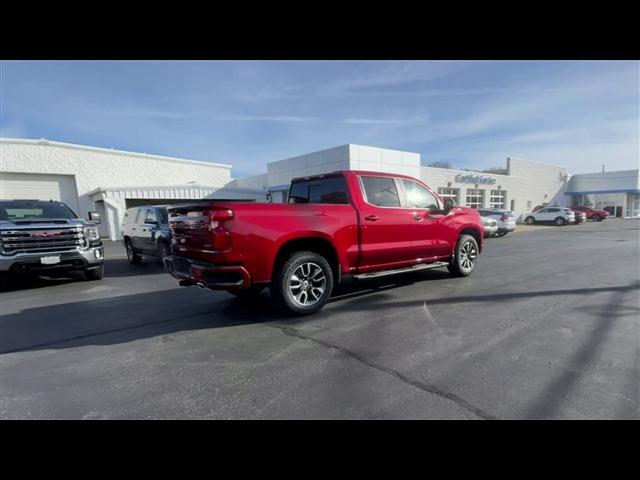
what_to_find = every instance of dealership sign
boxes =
[455,174,497,185]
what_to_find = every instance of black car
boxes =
[120,205,171,264]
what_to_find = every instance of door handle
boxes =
[412,213,423,221]
[364,215,379,222]
[313,211,327,216]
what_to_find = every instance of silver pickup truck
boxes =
[0,199,104,284]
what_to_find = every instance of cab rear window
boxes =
[289,176,349,204]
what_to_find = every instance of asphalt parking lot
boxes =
[1,220,638,419]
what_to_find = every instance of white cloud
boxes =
[225,115,322,123]
[341,118,421,126]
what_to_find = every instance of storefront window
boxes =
[437,187,460,205]
[489,190,506,209]
[466,189,484,209]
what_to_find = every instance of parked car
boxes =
[572,206,610,222]
[480,216,498,237]
[571,210,587,223]
[0,199,104,283]
[524,207,575,226]
[164,170,485,315]
[121,205,172,265]
[477,208,516,236]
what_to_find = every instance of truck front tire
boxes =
[448,234,479,277]
[85,265,104,280]
[272,251,334,316]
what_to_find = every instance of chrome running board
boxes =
[353,262,449,280]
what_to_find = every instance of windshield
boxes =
[0,200,78,221]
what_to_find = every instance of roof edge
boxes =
[0,138,232,170]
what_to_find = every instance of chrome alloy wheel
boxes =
[459,240,477,272]
[288,262,327,307]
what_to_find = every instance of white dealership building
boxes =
[2,138,638,240]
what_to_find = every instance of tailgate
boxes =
[168,203,220,254]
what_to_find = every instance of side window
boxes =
[547,208,560,213]
[402,180,440,209]
[134,208,145,223]
[158,208,168,224]
[537,208,549,213]
[145,208,158,223]
[361,176,401,208]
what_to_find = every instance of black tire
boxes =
[158,241,171,267]
[226,285,265,297]
[125,238,142,264]
[0,272,10,291]
[448,234,479,277]
[525,216,535,225]
[592,214,601,222]
[554,217,566,226]
[497,231,508,237]
[271,251,334,316]
[85,265,104,281]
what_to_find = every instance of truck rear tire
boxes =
[125,238,142,264]
[85,265,104,280]
[448,234,479,277]
[271,251,334,316]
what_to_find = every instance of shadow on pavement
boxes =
[0,268,450,355]
[102,258,166,278]
[2,267,638,358]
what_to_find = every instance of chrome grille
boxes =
[0,227,86,254]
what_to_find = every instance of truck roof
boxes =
[290,170,426,183]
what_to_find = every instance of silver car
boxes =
[478,208,517,237]
[480,216,499,238]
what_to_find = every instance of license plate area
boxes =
[40,255,61,265]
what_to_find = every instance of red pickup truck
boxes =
[165,170,484,315]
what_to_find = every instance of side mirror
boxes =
[88,211,101,224]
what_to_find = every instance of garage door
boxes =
[0,172,81,215]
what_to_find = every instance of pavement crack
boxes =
[269,323,497,420]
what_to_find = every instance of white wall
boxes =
[226,173,268,191]
[267,145,351,187]
[0,139,232,223]
[266,144,421,189]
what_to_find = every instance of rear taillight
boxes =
[209,209,234,251]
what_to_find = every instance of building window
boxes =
[466,189,484,209]
[489,190,506,209]
[438,187,460,205]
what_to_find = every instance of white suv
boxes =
[524,207,575,226]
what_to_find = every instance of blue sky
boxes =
[1,60,638,177]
